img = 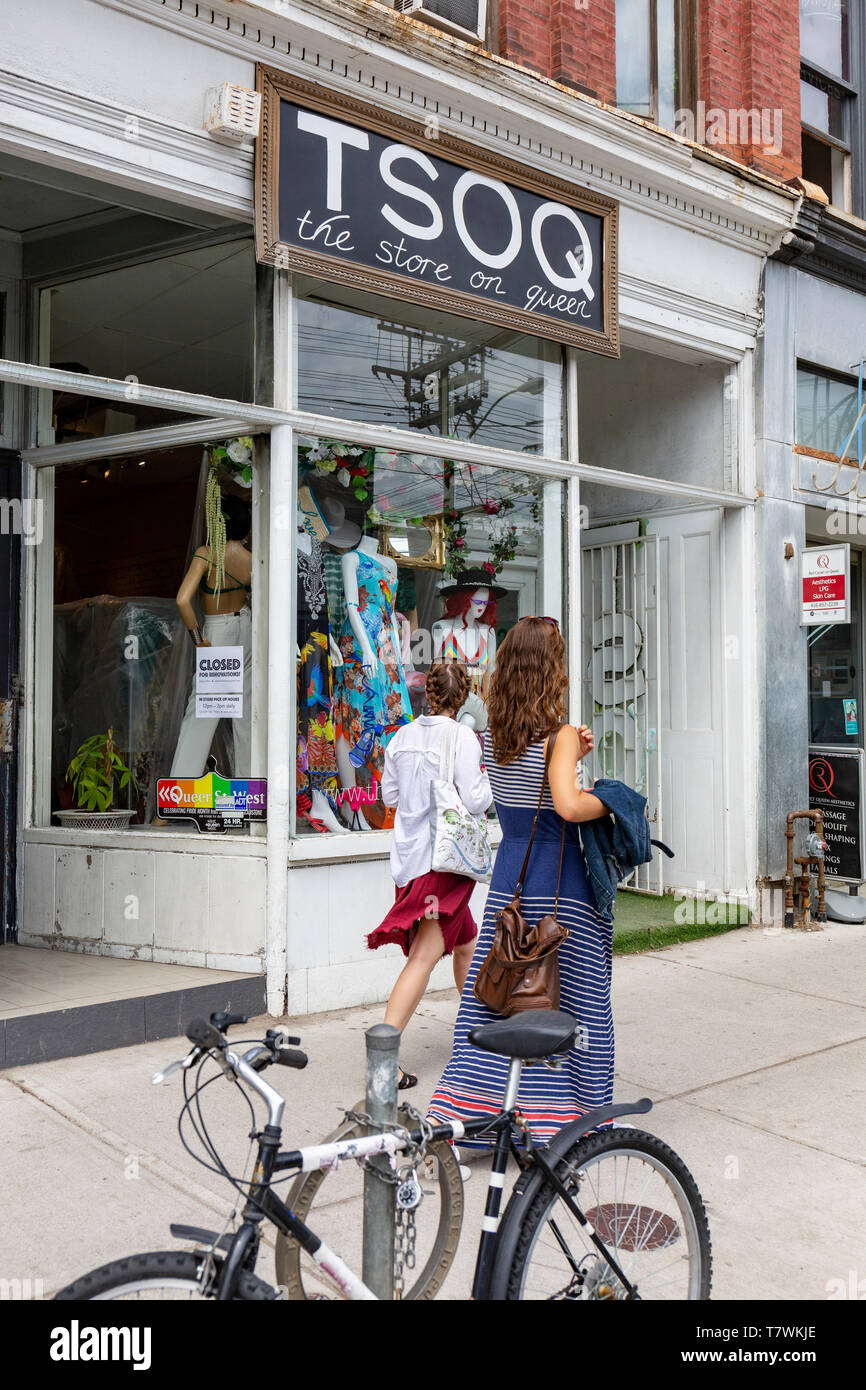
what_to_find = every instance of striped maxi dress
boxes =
[427,731,614,1146]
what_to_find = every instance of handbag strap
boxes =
[515,726,561,895]
[439,718,458,785]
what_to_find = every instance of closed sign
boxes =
[256,69,619,356]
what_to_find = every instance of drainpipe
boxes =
[266,422,293,1015]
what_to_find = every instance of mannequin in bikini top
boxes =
[175,495,252,646]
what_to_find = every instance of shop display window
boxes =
[295,279,565,457]
[294,436,565,835]
[46,239,255,441]
[49,438,262,831]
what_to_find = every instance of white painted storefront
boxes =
[1,0,798,1013]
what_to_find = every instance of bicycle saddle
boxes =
[468,1010,577,1059]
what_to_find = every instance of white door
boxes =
[646,508,726,894]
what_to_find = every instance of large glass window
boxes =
[294,435,565,836]
[296,280,565,457]
[49,438,261,831]
[797,364,861,458]
[46,240,255,440]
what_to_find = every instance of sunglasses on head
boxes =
[536,615,560,628]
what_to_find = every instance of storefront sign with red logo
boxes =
[801,544,850,625]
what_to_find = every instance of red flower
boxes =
[482,500,500,515]
[454,537,466,549]
[482,561,496,577]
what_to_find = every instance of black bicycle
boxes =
[55,1009,711,1301]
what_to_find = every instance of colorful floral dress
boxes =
[335,551,413,784]
[297,538,339,796]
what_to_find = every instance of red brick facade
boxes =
[491,0,802,183]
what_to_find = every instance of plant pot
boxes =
[54,809,137,832]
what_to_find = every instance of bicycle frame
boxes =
[218,1054,638,1302]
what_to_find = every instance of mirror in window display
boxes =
[50,440,260,831]
[296,279,564,456]
[294,437,564,835]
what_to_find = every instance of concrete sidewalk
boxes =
[2,922,865,1300]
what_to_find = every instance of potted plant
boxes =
[55,727,138,830]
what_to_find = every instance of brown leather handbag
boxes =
[473,728,569,1017]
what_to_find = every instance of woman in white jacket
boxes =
[367,661,492,1089]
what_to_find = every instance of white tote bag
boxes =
[429,721,492,883]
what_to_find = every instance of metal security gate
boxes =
[581,532,663,893]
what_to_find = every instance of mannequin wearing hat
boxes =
[432,569,505,733]
[334,534,413,828]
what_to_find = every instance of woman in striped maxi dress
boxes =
[428,616,612,1147]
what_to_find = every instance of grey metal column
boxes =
[362,1022,400,1299]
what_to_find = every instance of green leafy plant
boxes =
[65,728,136,812]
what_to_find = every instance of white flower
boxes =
[306,444,326,463]
[337,468,351,487]
[227,439,252,464]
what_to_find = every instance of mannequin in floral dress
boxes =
[334,535,413,827]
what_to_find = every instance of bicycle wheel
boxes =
[275,1103,464,1300]
[54,1250,278,1301]
[503,1128,712,1300]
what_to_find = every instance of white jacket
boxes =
[381,714,493,887]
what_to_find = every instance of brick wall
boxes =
[699,0,801,181]
[491,0,801,183]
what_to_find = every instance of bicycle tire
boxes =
[274,1102,464,1300]
[54,1250,279,1301]
[501,1128,712,1301]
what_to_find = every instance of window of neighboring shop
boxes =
[797,363,861,459]
[45,240,255,442]
[615,0,698,131]
[800,0,856,210]
[47,437,263,832]
[808,550,862,746]
[294,435,565,836]
[295,279,565,457]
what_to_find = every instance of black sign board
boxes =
[808,746,864,881]
[256,69,618,356]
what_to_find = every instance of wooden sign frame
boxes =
[255,67,619,357]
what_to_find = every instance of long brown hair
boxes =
[487,617,567,763]
[425,660,470,715]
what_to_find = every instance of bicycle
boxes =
[55,1008,712,1301]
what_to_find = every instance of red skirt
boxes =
[367,871,479,958]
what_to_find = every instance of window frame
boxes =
[615,0,699,131]
[799,1,865,215]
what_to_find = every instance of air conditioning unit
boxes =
[394,0,487,44]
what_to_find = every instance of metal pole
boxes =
[362,1022,400,1300]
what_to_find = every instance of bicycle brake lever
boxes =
[152,1048,200,1085]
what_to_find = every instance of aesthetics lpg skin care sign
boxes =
[801,545,850,625]
[196,646,244,718]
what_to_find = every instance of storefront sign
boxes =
[195,645,244,718]
[800,545,850,624]
[256,69,619,356]
[808,747,864,881]
[157,760,267,833]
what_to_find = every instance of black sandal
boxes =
[397,1068,418,1090]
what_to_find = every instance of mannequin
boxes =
[432,568,505,732]
[335,533,413,828]
[296,524,348,835]
[168,494,253,781]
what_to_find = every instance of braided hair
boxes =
[425,660,470,716]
